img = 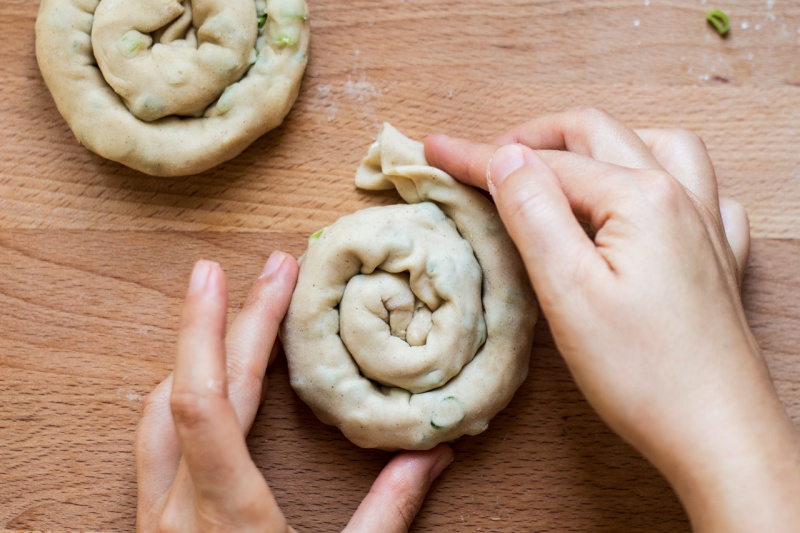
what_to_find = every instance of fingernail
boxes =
[487,144,526,195]
[188,260,214,293]
[260,251,286,279]
[430,446,455,479]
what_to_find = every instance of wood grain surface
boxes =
[1,0,799,531]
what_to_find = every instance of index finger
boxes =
[170,260,258,501]
[424,134,630,226]
[424,133,497,191]
[493,107,663,171]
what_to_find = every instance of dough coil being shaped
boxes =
[35,0,309,176]
[281,124,538,450]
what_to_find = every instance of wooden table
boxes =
[1,0,799,530]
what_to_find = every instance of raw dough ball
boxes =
[281,124,538,450]
[35,0,309,176]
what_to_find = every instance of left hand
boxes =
[135,252,454,532]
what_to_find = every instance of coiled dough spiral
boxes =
[281,124,537,450]
[35,0,309,176]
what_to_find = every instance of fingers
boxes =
[170,260,261,501]
[225,251,299,432]
[485,145,607,301]
[344,445,454,533]
[719,197,751,287]
[635,128,720,215]
[492,107,663,170]
[635,129,748,285]
[426,136,617,301]
[424,133,631,224]
[490,115,723,222]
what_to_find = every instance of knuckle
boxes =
[261,301,287,327]
[136,385,172,439]
[169,390,212,429]
[720,197,748,221]
[244,282,288,325]
[570,105,613,125]
[378,487,422,530]
[501,178,551,226]
[391,497,421,531]
[156,512,181,533]
[639,170,685,207]
[664,128,707,152]
[242,279,267,309]
[366,467,426,531]
[139,389,167,421]
[225,353,264,392]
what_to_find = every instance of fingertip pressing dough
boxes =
[281,124,538,450]
[35,0,309,176]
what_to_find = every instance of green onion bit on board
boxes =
[308,228,325,244]
[706,9,730,36]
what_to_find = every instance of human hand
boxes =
[136,253,453,532]
[425,108,800,532]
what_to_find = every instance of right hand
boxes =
[424,108,800,532]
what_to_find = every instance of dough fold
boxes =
[281,124,537,450]
[36,0,309,176]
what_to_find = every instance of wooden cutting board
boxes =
[1,0,799,530]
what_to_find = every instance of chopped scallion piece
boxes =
[706,10,730,36]
[308,228,324,244]
[274,35,296,47]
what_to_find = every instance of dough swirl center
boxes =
[92,0,258,121]
[321,202,487,394]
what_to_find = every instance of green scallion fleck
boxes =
[706,10,730,36]
[430,420,443,429]
[258,14,267,28]
[274,35,296,47]
[118,31,147,58]
[308,228,324,244]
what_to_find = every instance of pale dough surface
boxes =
[36,0,309,176]
[281,124,538,450]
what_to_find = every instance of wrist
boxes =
[645,373,800,532]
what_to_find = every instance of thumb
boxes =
[487,144,601,304]
[343,444,454,533]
